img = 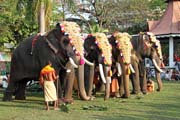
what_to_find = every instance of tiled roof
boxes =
[148,0,180,36]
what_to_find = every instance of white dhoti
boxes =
[44,80,57,102]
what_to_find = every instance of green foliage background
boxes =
[0,0,167,50]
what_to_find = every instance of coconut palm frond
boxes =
[87,24,109,34]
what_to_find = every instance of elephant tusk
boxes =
[99,64,106,84]
[116,62,122,76]
[66,69,71,73]
[129,64,135,73]
[69,57,78,68]
[84,58,94,66]
[152,59,163,73]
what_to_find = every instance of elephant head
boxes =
[109,32,134,98]
[136,32,164,72]
[84,33,112,100]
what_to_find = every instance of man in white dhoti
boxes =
[39,62,59,110]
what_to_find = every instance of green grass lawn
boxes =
[0,80,180,120]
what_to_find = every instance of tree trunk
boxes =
[39,1,45,33]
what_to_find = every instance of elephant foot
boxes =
[130,91,137,95]
[15,95,26,100]
[104,96,109,101]
[121,94,130,98]
[2,91,13,101]
[142,91,148,95]
[90,96,96,100]
[156,88,161,92]
[131,90,141,95]
[110,92,121,98]
[60,98,74,104]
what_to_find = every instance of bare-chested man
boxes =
[39,61,59,110]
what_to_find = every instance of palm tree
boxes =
[34,0,53,33]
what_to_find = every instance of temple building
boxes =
[148,0,180,68]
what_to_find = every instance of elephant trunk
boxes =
[77,65,90,100]
[87,65,95,96]
[64,62,75,102]
[104,66,111,100]
[104,76,111,100]
[84,58,94,66]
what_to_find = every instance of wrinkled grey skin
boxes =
[2,23,77,101]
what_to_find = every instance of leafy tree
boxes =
[69,0,166,34]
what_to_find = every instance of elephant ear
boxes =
[146,32,163,60]
[114,32,132,64]
[56,23,64,33]
[60,21,84,57]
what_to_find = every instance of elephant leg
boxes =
[3,81,16,101]
[139,62,147,94]
[104,66,111,100]
[84,64,95,97]
[118,76,124,97]
[64,67,75,103]
[15,80,28,100]
[122,71,130,98]
[130,62,140,94]
[76,65,90,100]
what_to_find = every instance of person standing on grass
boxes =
[39,61,59,111]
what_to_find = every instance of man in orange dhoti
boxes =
[39,62,59,110]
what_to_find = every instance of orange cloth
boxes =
[40,65,55,75]
[39,65,56,85]
[110,78,119,93]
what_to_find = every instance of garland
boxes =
[91,33,112,66]
[60,21,85,65]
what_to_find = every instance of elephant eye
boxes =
[63,39,70,46]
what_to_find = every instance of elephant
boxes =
[57,21,94,102]
[83,33,112,100]
[2,22,79,101]
[108,32,135,98]
[130,32,164,94]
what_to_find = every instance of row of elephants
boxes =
[2,21,164,102]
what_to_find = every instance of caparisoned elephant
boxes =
[131,32,164,94]
[109,32,135,98]
[84,33,112,100]
[2,22,78,101]
[58,21,94,102]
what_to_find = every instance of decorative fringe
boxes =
[108,70,112,77]
[80,57,85,65]
[126,66,131,75]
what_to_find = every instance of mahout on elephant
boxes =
[130,32,164,94]
[2,22,79,101]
